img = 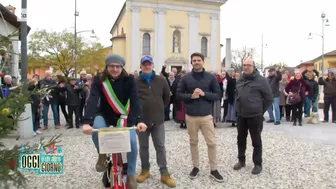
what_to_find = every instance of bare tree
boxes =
[232,46,257,72]
[268,62,288,69]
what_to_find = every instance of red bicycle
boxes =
[93,126,136,189]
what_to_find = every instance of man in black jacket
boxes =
[266,68,282,125]
[234,59,273,175]
[61,78,82,129]
[176,52,223,182]
[82,54,147,188]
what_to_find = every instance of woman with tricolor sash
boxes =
[82,54,147,189]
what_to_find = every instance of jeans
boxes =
[138,122,168,174]
[91,116,138,176]
[304,96,318,116]
[267,97,281,122]
[42,103,59,127]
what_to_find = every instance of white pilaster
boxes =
[131,6,140,72]
[188,12,200,71]
[210,13,219,71]
[154,8,166,73]
[11,41,20,78]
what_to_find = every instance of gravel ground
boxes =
[2,120,336,189]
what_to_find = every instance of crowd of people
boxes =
[2,51,336,189]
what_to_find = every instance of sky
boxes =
[1,0,335,67]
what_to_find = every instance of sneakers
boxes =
[189,168,223,183]
[160,174,176,187]
[136,170,150,183]
[36,130,42,134]
[274,121,281,125]
[95,154,106,172]
[210,170,224,182]
[189,167,199,179]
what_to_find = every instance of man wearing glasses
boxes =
[234,59,273,175]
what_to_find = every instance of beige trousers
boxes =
[185,114,217,170]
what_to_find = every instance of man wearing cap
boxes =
[135,55,176,187]
[266,67,282,125]
[82,54,147,189]
[59,77,82,129]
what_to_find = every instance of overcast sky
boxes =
[1,0,335,67]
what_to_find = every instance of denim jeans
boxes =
[267,97,281,121]
[304,96,318,116]
[42,103,59,127]
[91,116,138,176]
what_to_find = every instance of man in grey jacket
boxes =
[234,59,273,175]
[176,52,223,182]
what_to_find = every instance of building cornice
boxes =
[129,1,221,16]
[172,0,228,6]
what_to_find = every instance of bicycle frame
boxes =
[93,126,136,189]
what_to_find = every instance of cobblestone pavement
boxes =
[2,109,336,189]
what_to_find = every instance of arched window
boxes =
[172,30,181,53]
[201,37,208,57]
[121,28,124,34]
[142,33,151,55]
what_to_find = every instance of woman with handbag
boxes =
[285,72,310,126]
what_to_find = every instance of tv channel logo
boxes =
[19,145,64,175]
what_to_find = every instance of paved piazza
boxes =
[2,110,336,189]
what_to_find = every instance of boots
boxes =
[127,175,137,189]
[298,119,302,126]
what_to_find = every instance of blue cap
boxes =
[141,56,153,64]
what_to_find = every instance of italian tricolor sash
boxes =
[101,78,130,127]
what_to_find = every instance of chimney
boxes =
[6,5,16,14]
[225,38,232,70]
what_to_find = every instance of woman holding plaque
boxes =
[82,54,147,189]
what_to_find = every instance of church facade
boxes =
[110,0,227,73]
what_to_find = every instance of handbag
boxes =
[286,82,302,105]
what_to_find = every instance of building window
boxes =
[172,30,181,53]
[201,37,208,57]
[121,28,124,34]
[142,33,151,55]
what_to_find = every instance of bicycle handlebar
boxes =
[92,126,137,133]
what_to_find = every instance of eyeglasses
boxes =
[107,65,122,69]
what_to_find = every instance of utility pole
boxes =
[74,0,78,78]
[261,33,264,72]
[20,0,28,92]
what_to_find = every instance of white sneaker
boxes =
[36,130,42,134]
[33,132,37,136]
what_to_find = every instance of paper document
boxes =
[98,130,131,154]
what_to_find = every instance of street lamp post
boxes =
[73,0,95,78]
[308,12,330,75]
[261,33,268,74]
[74,0,78,78]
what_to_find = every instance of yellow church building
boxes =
[110,0,227,73]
